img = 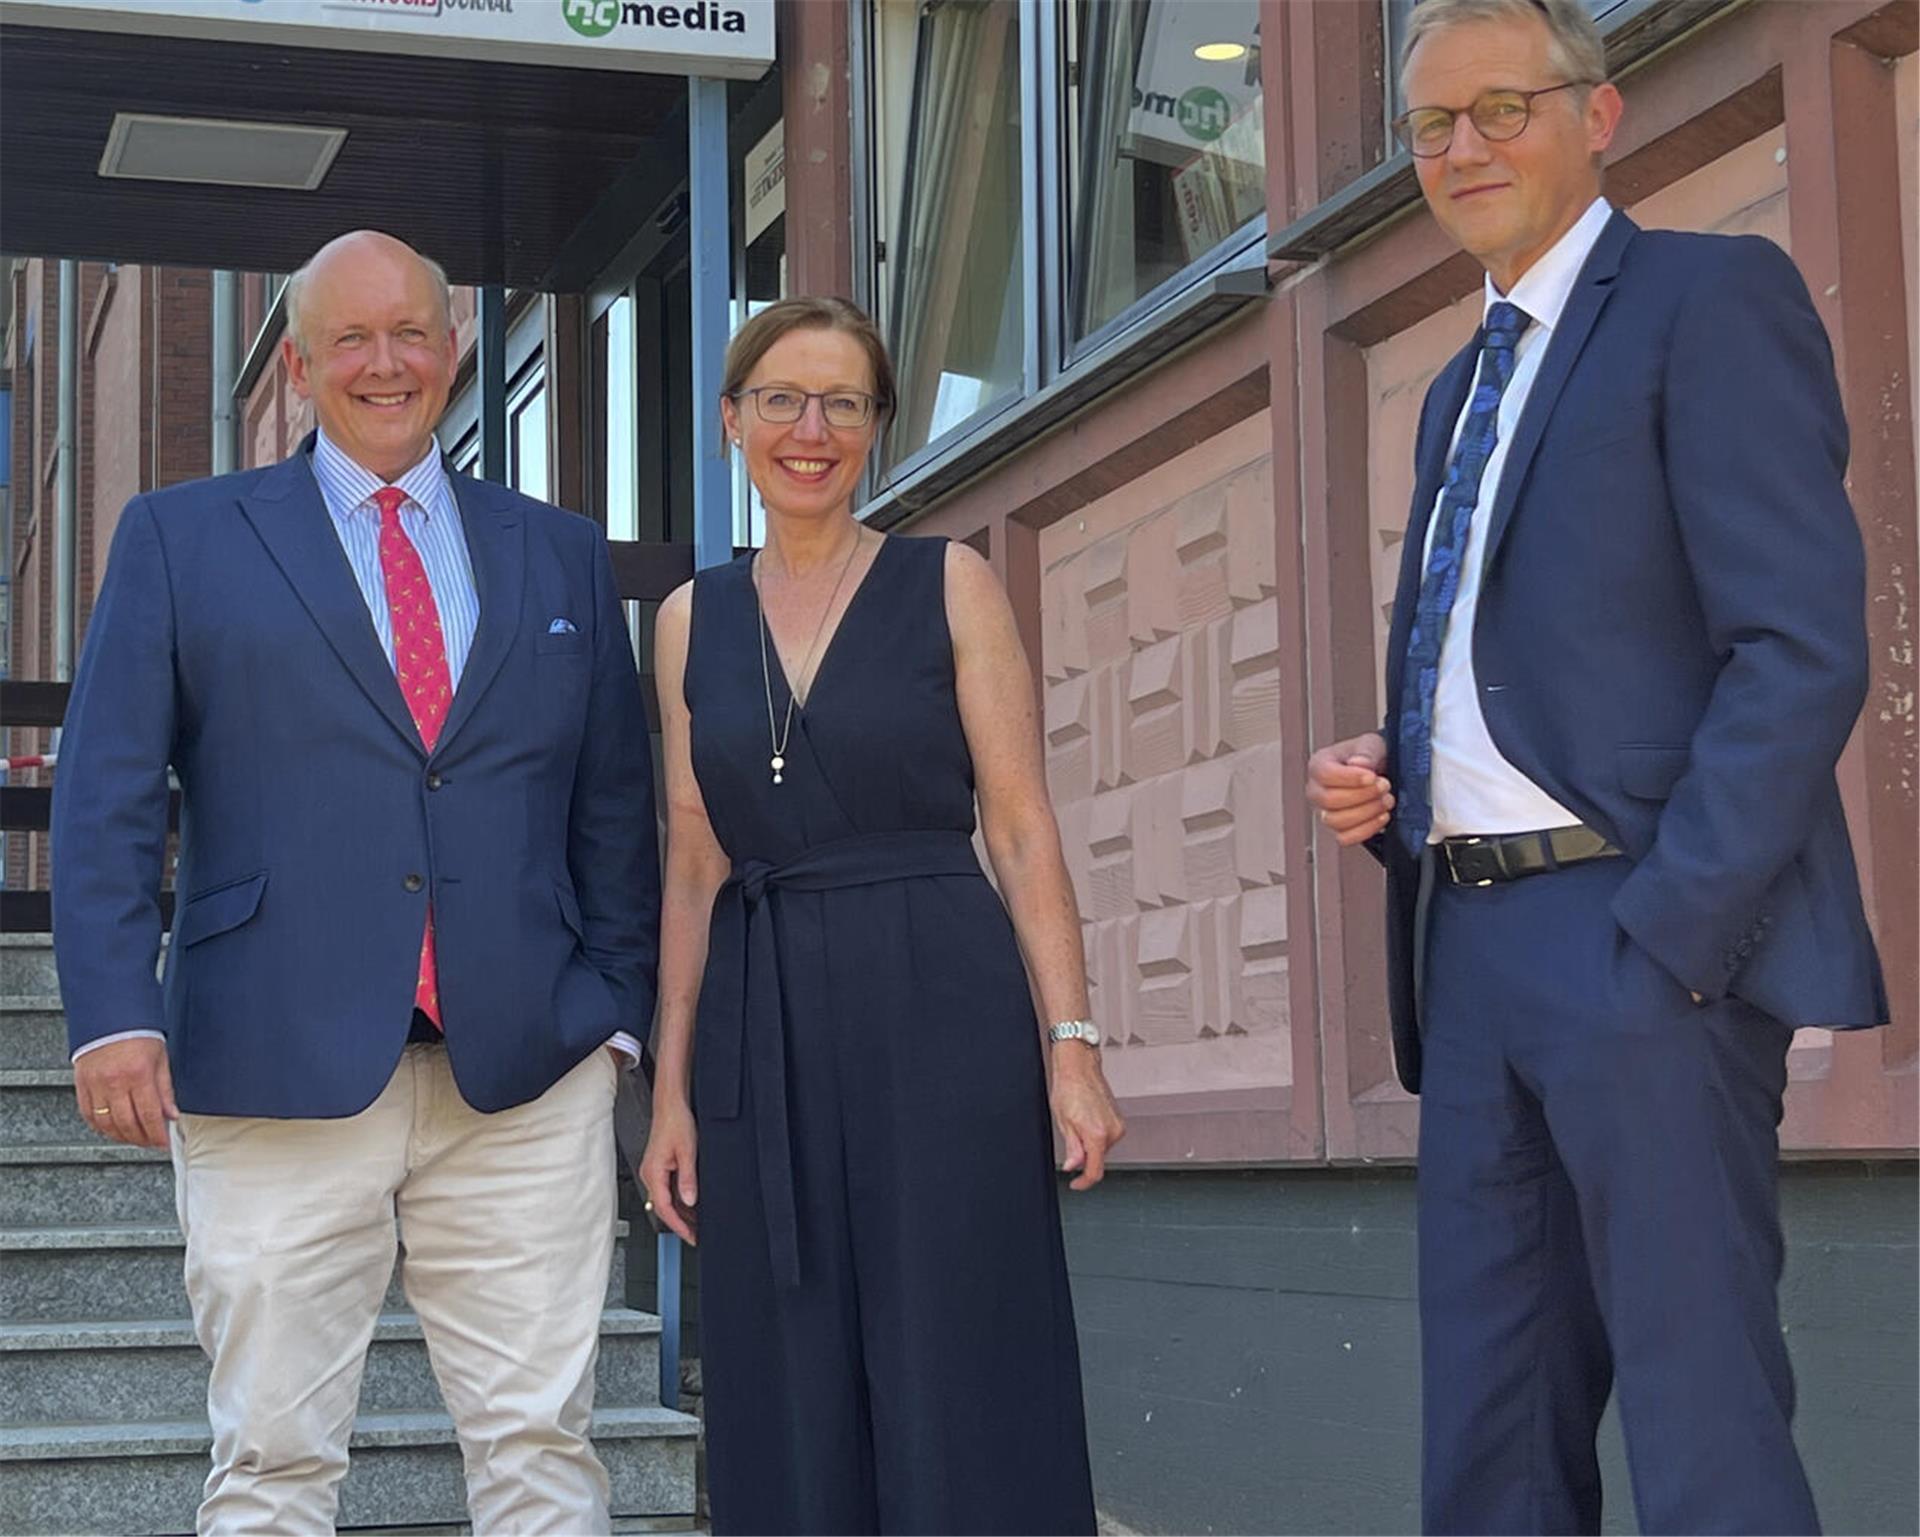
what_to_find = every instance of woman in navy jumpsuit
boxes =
[640,298,1125,1535]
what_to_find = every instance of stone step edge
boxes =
[0,1403,700,1461]
[0,1141,168,1165]
[1,1218,632,1250]
[0,995,62,1013]
[0,1306,664,1353]
[0,1068,73,1087]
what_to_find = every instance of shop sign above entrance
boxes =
[0,0,774,79]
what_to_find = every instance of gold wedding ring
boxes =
[93,1107,113,1117]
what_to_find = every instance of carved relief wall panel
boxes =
[1037,414,1306,1161]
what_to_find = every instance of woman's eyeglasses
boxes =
[732,387,881,430]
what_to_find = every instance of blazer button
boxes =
[403,873,425,893]
[426,773,444,791]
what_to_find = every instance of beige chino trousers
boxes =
[170,1043,618,1536]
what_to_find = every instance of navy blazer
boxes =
[1378,211,1887,1094]
[52,439,661,1117]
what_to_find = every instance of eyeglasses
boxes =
[1392,81,1591,158]
[731,386,880,430]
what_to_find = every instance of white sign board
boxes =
[0,0,775,79]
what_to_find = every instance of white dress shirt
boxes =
[77,434,640,1067]
[1419,196,1614,842]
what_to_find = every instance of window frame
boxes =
[505,357,549,500]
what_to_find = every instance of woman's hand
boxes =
[1050,1044,1126,1191]
[638,1097,699,1244]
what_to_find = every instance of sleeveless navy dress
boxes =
[685,534,1096,1535]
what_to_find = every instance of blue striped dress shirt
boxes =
[310,428,479,685]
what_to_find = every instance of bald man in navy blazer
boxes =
[53,231,659,1535]
[1308,3,1884,1533]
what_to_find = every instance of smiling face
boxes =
[283,232,456,482]
[1403,12,1621,291]
[721,326,878,525]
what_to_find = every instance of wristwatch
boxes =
[1047,1019,1101,1048]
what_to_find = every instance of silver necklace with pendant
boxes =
[753,527,864,786]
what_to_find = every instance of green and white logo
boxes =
[1178,87,1231,143]
[562,0,619,37]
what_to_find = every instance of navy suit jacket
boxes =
[52,438,661,1117]
[1379,211,1887,1094]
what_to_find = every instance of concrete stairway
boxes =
[0,933,699,1535]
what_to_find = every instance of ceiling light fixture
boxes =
[1194,42,1248,62]
[98,113,347,191]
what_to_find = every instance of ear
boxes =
[719,393,742,445]
[283,335,312,400]
[1586,81,1624,157]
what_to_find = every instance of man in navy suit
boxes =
[53,230,659,1534]
[1306,1,1885,1531]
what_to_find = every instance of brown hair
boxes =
[720,296,897,431]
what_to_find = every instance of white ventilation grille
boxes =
[98,114,347,191]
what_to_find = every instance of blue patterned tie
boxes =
[1396,301,1530,855]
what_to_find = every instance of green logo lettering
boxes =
[563,0,619,38]
[1178,86,1231,143]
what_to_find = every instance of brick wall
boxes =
[6,259,213,895]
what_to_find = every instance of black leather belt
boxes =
[1438,825,1621,886]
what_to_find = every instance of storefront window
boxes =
[875,0,1025,465]
[1068,0,1264,344]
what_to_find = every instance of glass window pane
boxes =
[512,382,548,503]
[605,296,637,544]
[1069,0,1264,343]
[883,0,1025,466]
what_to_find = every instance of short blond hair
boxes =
[1401,0,1607,85]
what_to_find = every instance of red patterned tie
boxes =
[374,486,452,1028]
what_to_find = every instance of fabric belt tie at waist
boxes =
[703,829,986,1288]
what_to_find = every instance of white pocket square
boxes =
[548,618,578,635]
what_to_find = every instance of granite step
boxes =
[0,1069,90,1145]
[0,1143,174,1227]
[0,1403,700,1536]
[0,936,58,1000]
[0,1306,662,1422]
[0,1224,631,1324]
[0,998,66,1072]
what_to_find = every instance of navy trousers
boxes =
[1417,856,1819,1535]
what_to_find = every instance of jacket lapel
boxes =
[1479,210,1635,576]
[237,442,423,753]
[435,473,524,756]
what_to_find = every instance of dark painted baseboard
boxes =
[1063,1162,1918,1536]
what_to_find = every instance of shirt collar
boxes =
[1484,196,1614,333]
[311,426,451,524]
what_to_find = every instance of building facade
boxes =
[4,1,1915,1531]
